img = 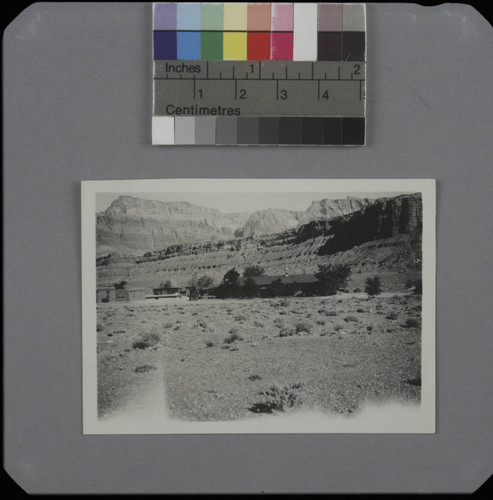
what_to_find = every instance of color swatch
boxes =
[153,3,366,62]
[153,3,366,146]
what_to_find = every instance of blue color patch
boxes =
[177,3,201,30]
[177,32,201,60]
[153,31,177,60]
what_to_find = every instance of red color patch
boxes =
[247,32,271,61]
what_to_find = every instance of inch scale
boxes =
[153,60,365,117]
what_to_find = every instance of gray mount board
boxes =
[3,2,493,494]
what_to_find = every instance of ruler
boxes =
[154,60,365,117]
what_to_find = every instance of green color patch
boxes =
[201,32,223,60]
[201,3,223,30]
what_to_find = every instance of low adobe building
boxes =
[96,287,148,302]
[237,274,318,297]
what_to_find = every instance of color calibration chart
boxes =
[152,3,366,146]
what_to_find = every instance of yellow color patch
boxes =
[223,3,247,31]
[223,32,247,60]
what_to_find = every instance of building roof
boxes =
[97,287,147,292]
[238,274,317,287]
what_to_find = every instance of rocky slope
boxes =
[96,194,423,289]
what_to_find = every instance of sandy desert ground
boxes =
[97,293,422,422]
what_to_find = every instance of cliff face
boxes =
[96,195,372,255]
[97,193,423,288]
[234,209,299,237]
[96,196,250,255]
[299,198,371,224]
[318,194,422,255]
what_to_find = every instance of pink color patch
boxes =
[271,3,293,31]
[271,32,293,60]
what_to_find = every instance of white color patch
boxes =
[152,116,175,145]
[293,3,317,61]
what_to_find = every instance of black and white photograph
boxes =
[82,178,435,434]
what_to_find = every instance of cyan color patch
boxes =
[177,3,201,30]
[177,32,201,60]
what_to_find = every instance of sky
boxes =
[95,191,413,213]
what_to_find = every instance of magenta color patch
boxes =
[271,4,293,31]
[271,32,293,60]
[318,4,343,31]
[154,3,177,30]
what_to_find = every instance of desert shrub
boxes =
[334,324,344,332]
[204,340,215,348]
[319,309,337,317]
[278,310,288,315]
[214,268,240,298]
[198,320,208,329]
[254,321,264,328]
[315,264,352,295]
[234,314,247,322]
[243,265,265,277]
[134,365,156,373]
[357,308,366,313]
[242,277,259,298]
[132,332,161,349]
[248,374,262,381]
[405,318,420,328]
[224,331,243,343]
[404,377,422,387]
[386,312,398,320]
[367,325,373,332]
[365,276,382,297]
[96,323,104,332]
[278,327,295,337]
[273,318,285,328]
[278,298,289,307]
[316,320,326,325]
[196,274,214,291]
[248,384,302,414]
[164,322,173,328]
[294,321,313,334]
[413,279,422,295]
[405,279,414,289]
[344,315,359,323]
